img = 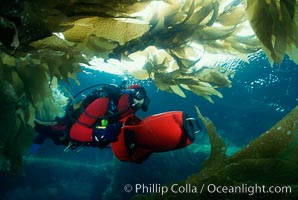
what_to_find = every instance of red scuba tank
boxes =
[111,111,195,163]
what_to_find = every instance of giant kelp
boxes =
[0,0,262,103]
[0,49,80,173]
[0,80,35,173]
[1,0,297,104]
[246,0,298,64]
[132,105,298,199]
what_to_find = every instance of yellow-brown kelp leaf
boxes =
[164,5,189,26]
[17,62,52,106]
[153,72,175,92]
[271,2,291,63]
[58,60,79,83]
[196,68,231,87]
[224,105,298,185]
[153,70,195,96]
[18,103,36,127]
[229,106,298,162]
[129,69,149,80]
[246,0,298,64]
[194,0,219,26]
[75,36,114,59]
[15,105,36,151]
[287,46,298,64]
[194,105,227,175]
[246,0,274,59]
[195,25,237,40]
[152,53,172,71]
[0,58,25,98]
[171,46,200,60]
[3,113,35,174]
[145,51,230,102]
[226,35,261,55]
[30,34,76,51]
[185,1,215,25]
[68,72,81,86]
[86,35,118,52]
[188,83,223,103]
[198,37,255,61]
[170,85,186,98]
[10,70,24,98]
[63,17,149,45]
[34,49,83,83]
[170,46,202,69]
[122,1,152,15]
[218,6,246,26]
[2,53,16,67]
[228,35,260,47]
[218,106,298,189]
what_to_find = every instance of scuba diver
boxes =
[31,82,200,163]
[69,83,150,147]
[32,83,150,150]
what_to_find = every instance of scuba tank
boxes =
[65,82,127,129]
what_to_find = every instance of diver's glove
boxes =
[92,121,122,143]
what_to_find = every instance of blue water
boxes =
[1,52,297,200]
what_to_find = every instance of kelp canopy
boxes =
[0,0,297,172]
